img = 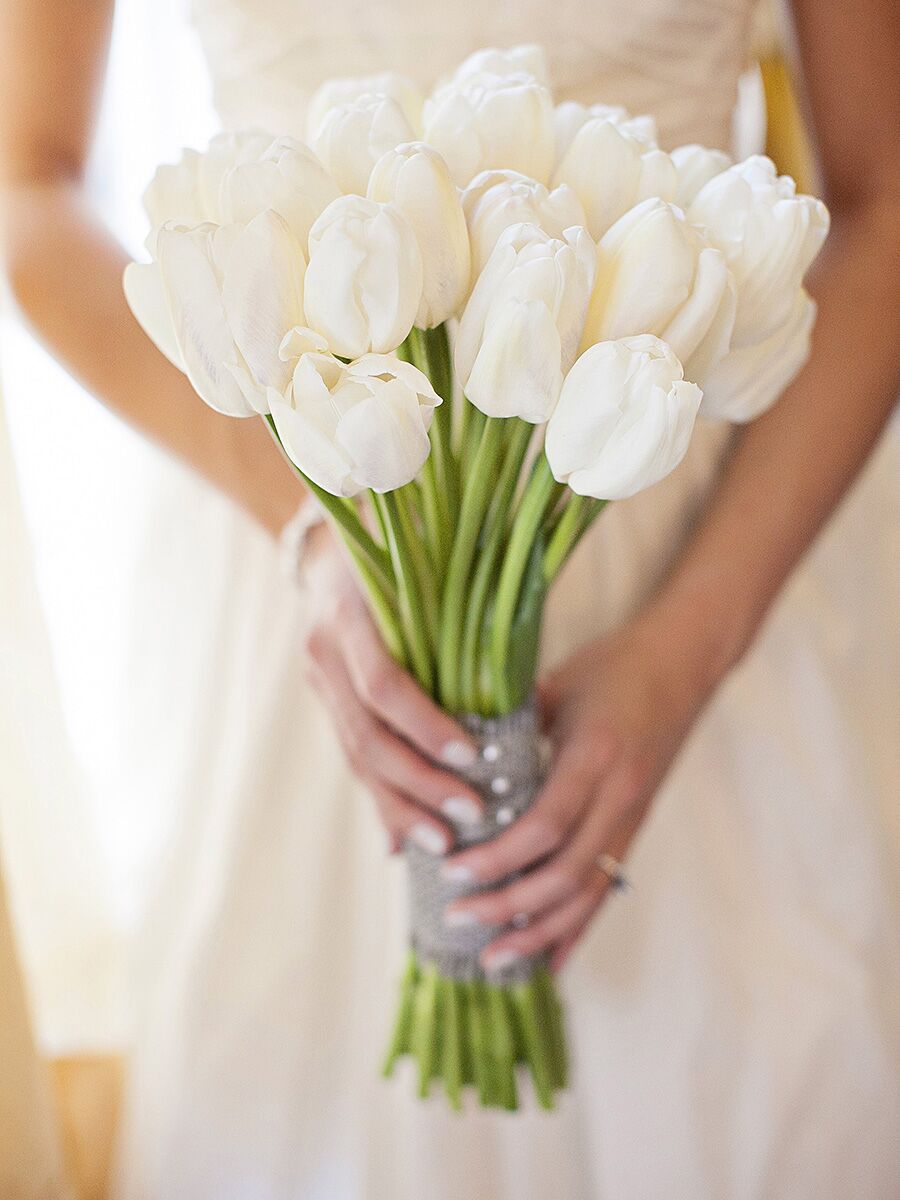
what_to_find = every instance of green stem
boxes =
[490,454,562,712]
[459,419,533,713]
[394,484,439,654]
[409,327,455,575]
[543,496,609,584]
[437,418,505,712]
[374,491,435,695]
[459,405,486,493]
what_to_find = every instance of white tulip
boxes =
[269,352,440,496]
[670,144,731,207]
[218,136,340,246]
[306,72,423,141]
[461,169,586,280]
[452,44,549,86]
[455,223,596,422]
[700,289,816,422]
[142,129,273,249]
[553,117,677,239]
[313,93,416,196]
[553,102,658,168]
[546,334,701,499]
[367,143,470,328]
[582,198,735,385]
[689,155,829,349]
[125,209,306,417]
[423,71,555,187]
[304,195,423,358]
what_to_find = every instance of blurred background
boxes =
[0,2,894,1197]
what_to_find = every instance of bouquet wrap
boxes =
[406,704,545,985]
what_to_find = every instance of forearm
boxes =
[2,179,303,534]
[645,191,900,689]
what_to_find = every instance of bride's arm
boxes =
[435,0,900,968]
[0,0,303,534]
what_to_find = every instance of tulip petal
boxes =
[219,211,306,394]
[337,379,431,492]
[270,391,357,497]
[466,297,564,422]
[123,261,185,370]
[156,224,259,416]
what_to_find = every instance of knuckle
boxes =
[546,860,580,895]
[360,662,397,712]
[526,812,565,856]
[304,625,329,664]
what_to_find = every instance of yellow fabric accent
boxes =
[759,54,818,193]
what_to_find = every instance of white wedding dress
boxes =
[113,2,900,1197]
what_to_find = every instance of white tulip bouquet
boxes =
[125,44,828,1111]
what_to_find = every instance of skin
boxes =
[2,1,899,976]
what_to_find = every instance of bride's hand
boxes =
[441,612,717,972]
[301,524,483,855]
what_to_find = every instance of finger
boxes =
[549,808,643,972]
[446,753,645,928]
[479,875,610,972]
[438,730,602,886]
[339,615,479,770]
[369,783,454,858]
[308,628,484,827]
[561,755,647,877]
[443,809,595,928]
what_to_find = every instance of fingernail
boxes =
[441,739,478,768]
[410,823,448,856]
[440,861,474,883]
[441,796,481,826]
[444,908,479,928]
[483,948,521,973]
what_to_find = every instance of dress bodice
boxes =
[190,0,757,151]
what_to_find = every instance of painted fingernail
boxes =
[410,823,448,856]
[442,796,482,826]
[441,740,477,768]
[483,948,521,973]
[440,861,474,883]
[444,908,479,928]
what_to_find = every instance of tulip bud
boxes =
[582,198,735,385]
[307,72,423,142]
[688,155,829,348]
[461,169,586,280]
[314,93,416,196]
[269,353,441,496]
[553,118,677,239]
[218,136,341,246]
[304,195,424,358]
[142,129,274,250]
[553,102,658,169]
[546,335,701,499]
[368,143,471,328]
[453,44,550,86]
[455,223,596,422]
[670,144,731,207]
[423,71,555,187]
[127,210,306,417]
